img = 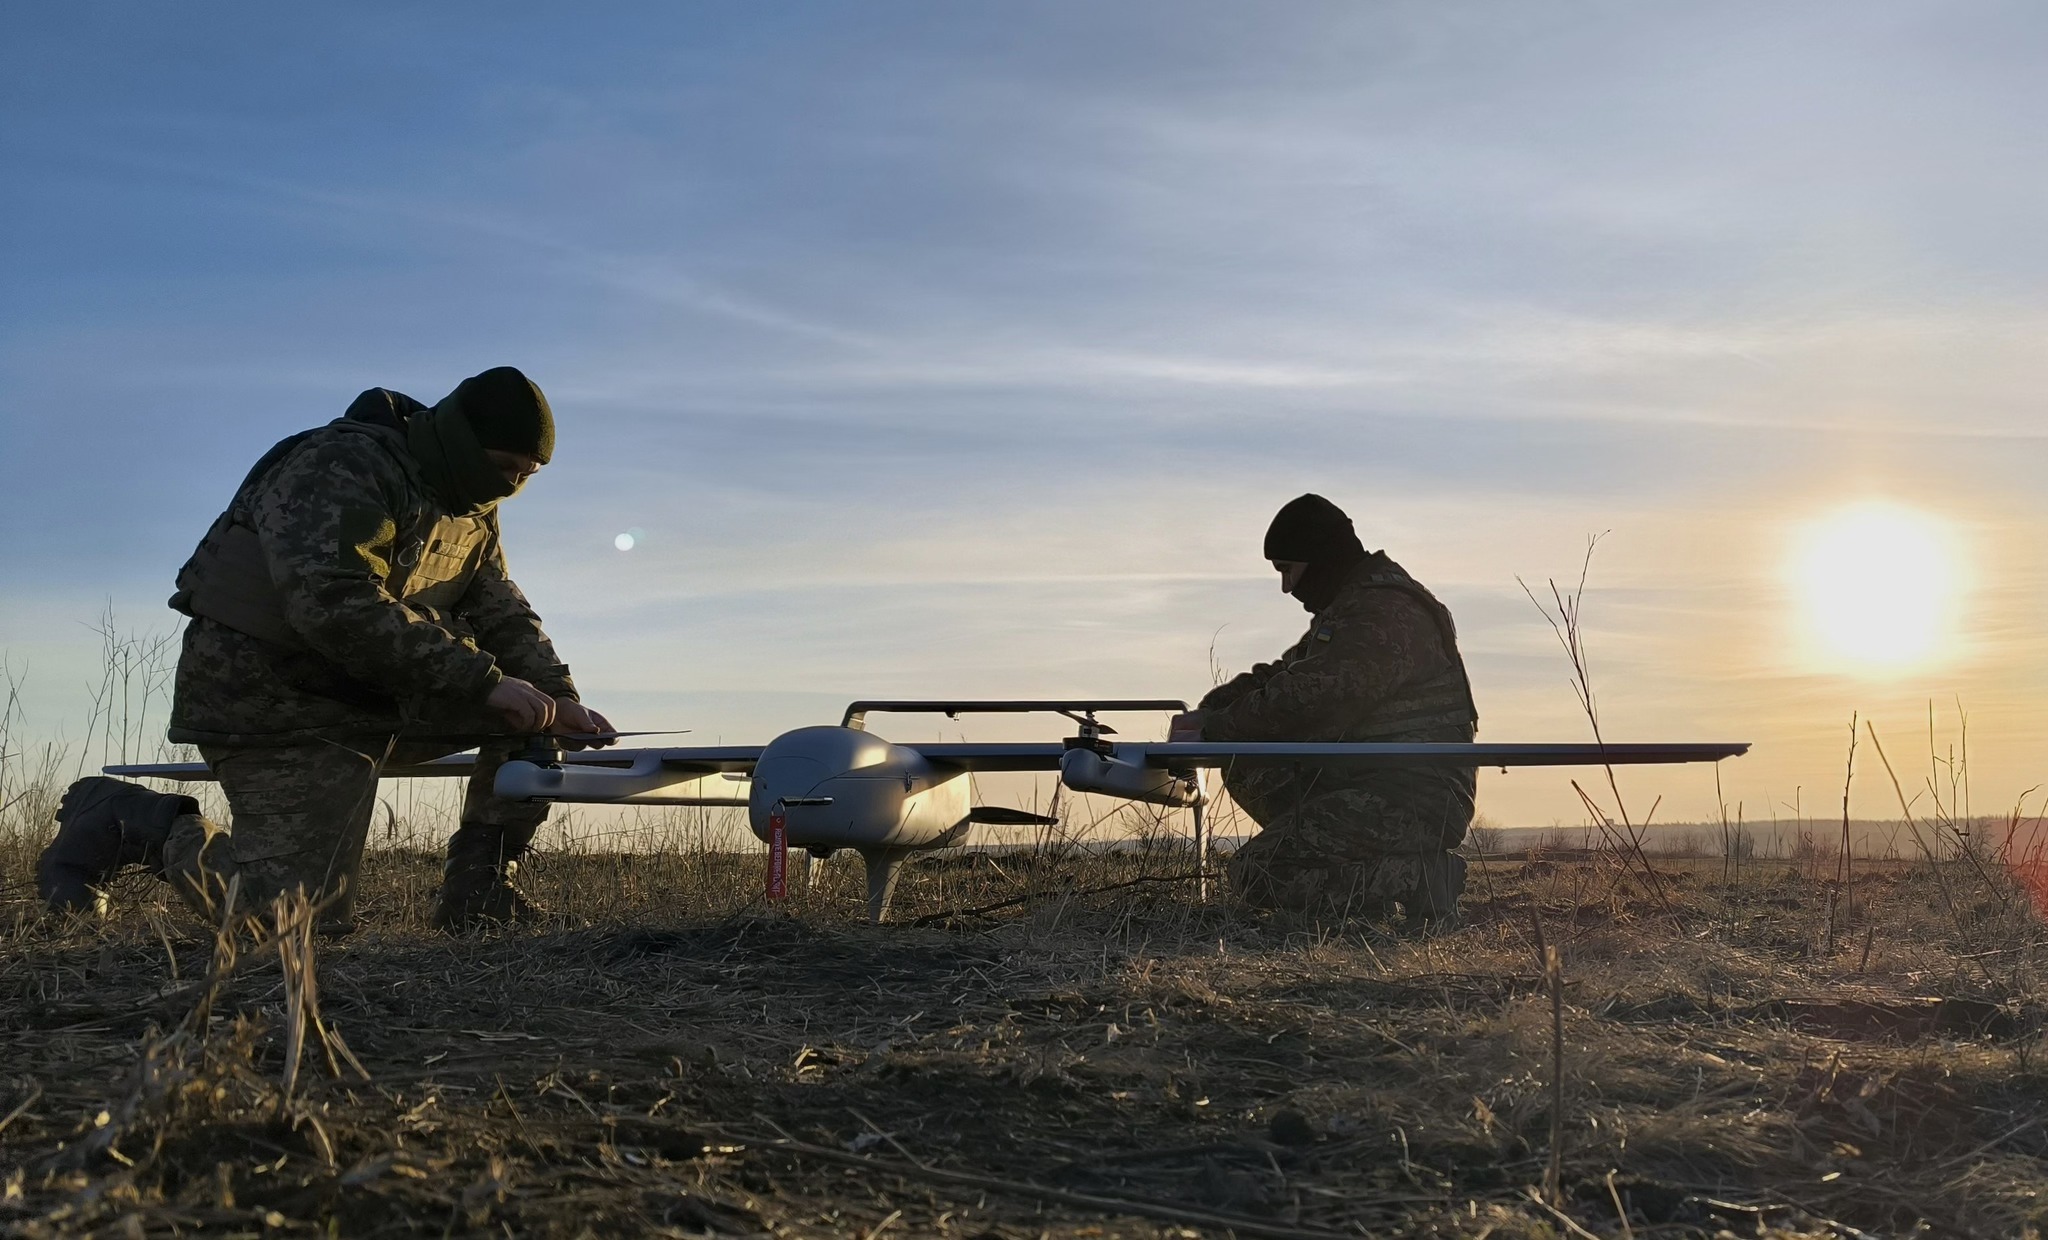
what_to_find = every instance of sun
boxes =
[1790,502,1962,672]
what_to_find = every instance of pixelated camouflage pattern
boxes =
[1198,552,1475,745]
[170,393,575,745]
[1220,761,1474,853]
[1201,553,1478,915]
[162,737,546,931]
[1221,771,1472,916]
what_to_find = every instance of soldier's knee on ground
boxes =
[238,857,362,936]
[168,831,360,936]
[1226,847,1374,918]
[1225,824,1313,908]
[1229,862,1356,916]
[1224,843,1286,911]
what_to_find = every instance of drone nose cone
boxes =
[749,725,898,825]
[745,725,945,851]
[754,758,827,800]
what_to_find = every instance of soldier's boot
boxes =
[1401,852,1467,932]
[431,822,545,933]
[35,777,201,915]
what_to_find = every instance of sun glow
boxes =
[1791,502,1962,672]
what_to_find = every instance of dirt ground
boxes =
[4,844,2047,1239]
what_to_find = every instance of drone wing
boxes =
[1129,741,1750,769]
[1050,739,1747,808]
[106,745,767,808]
[898,740,1748,773]
[106,754,484,781]
[490,745,762,805]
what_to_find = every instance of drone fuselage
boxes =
[746,725,972,852]
[745,725,989,920]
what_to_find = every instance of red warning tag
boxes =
[767,806,788,900]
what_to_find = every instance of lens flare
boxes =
[614,532,636,552]
[1790,502,1960,671]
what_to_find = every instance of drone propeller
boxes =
[1054,708,1116,737]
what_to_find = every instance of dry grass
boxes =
[4,817,2047,1239]
[5,612,2047,1236]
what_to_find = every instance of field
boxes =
[5,816,2048,1239]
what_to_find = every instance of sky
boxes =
[4,1,2047,829]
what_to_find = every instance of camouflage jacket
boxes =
[1198,553,1477,745]
[168,389,576,745]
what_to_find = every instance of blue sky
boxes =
[5,2,2047,825]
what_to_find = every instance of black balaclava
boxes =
[409,367,554,515]
[1262,493,1368,613]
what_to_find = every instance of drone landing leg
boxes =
[857,847,913,924]
[1192,800,1208,904]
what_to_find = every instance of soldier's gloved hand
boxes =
[486,677,558,733]
[1168,710,1206,742]
[551,699,616,750]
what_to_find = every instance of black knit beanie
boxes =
[1263,494,1363,564]
[1264,494,1368,613]
[454,366,554,464]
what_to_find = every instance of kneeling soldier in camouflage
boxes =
[1170,494,1478,925]
[36,367,611,933]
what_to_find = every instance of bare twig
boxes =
[1519,537,1682,929]
[0,1082,43,1138]
[1543,941,1566,1207]
[1838,713,1857,897]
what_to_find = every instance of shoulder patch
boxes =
[337,508,400,578]
[1314,626,1333,643]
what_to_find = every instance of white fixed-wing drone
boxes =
[113,699,1747,922]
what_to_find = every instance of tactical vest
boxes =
[1337,555,1480,741]
[169,392,493,651]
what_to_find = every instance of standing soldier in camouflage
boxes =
[36,367,611,933]
[1170,494,1478,924]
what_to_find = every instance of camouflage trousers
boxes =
[161,739,547,932]
[1221,763,1473,918]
